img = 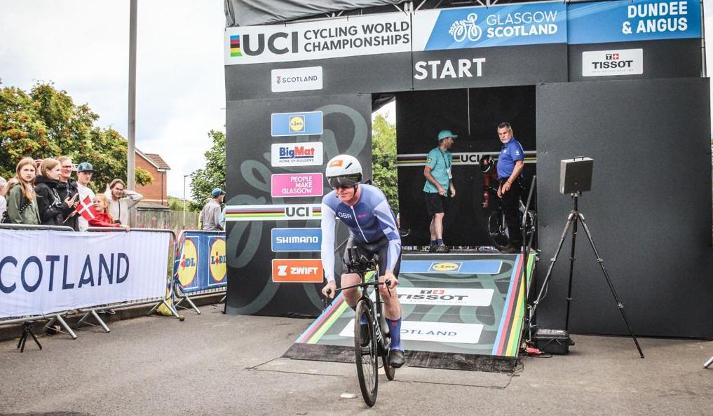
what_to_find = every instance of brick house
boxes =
[136,150,170,207]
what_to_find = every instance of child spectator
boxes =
[89,194,126,229]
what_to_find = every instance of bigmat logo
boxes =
[272,259,323,283]
[397,287,494,307]
[271,142,323,167]
[340,320,483,343]
[582,49,643,77]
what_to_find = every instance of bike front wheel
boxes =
[354,300,378,407]
[488,210,509,248]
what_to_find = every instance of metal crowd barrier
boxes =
[171,230,227,315]
[0,224,78,340]
[86,227,183,323]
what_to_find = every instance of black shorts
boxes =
[342,236,401,278]
[424,192,447,216]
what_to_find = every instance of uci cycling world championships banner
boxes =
[0,230,169,318]
[225,0,701,64]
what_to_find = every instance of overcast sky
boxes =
[0,0,225,198]
[0,0,711,197]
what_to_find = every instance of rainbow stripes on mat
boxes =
[491,253,534,357]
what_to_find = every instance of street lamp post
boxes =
[183,173,191,228]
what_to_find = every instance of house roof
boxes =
[136,150,171,171]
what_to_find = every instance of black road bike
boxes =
[486,183,537,249]
[336,247,395,407]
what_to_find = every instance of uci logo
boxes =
[238,32,299,56]
[431,262,460,272]
[285,206,311,218]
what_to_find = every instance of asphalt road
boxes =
[1,306,712,415]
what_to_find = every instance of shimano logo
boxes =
[275,236,319,244]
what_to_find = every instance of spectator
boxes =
[35,158,78,226]
[75,162,96,231]
[57,156,80,230]
[89,194,125,229]
[0,176,7,221]
[200,187,225,231]
[6,157,41,225]
[105,179,143,226]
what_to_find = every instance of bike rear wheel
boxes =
[354,300,378,407]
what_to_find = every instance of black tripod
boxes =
[531,192,644,358]
[17,321,42,352]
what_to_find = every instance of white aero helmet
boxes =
[325,154,363,188]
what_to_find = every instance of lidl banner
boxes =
[568,0,700,44]
[271,111,323,136]
[0,230,169,318]
[175,231,226,293]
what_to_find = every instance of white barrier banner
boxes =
[0,230,169,318]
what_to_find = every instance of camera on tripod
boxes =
[346,246,378,274]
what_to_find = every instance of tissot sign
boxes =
[225,11,411,65]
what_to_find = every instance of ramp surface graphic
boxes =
[285,252,535,372]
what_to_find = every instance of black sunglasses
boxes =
[328,176,359,189]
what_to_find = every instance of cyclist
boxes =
[320,154,405,368]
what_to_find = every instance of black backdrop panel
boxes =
[225,52,412,101]
[568,39,702,82]
[225,94,372,316]
[536,78,713,338]
[396,87,535,246]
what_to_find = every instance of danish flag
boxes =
[75,195,99,221]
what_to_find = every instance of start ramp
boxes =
[284,252,535,372]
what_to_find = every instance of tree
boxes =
[190,130,225,210]
[0,82,151,190]
[371,114,398,212]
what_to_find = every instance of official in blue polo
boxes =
[423,129,456,253]
[496,122,525,253]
